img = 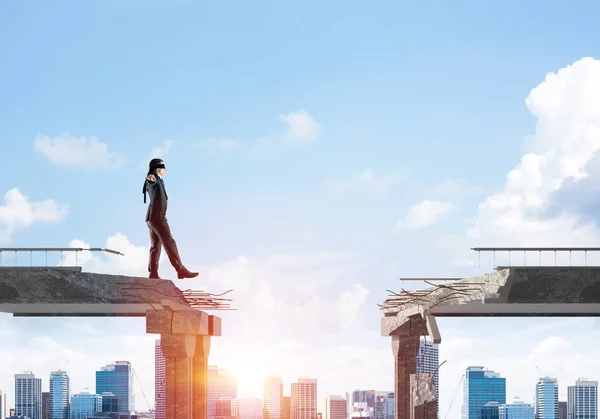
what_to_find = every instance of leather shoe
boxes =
[177,267,198,279]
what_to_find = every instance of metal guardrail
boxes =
[0,247,124,268]
[471,247,600,267]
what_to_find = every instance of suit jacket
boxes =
[145,175,168,222]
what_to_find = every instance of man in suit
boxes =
[143,158,198,279]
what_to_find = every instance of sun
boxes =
[228,362,266,399]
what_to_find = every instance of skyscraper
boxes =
[283,397,291,419]
[42,392,50,419]
[71,389,102,419]
[0,390,8,419]
[49,370,70,419]
[535,377,558,419]
[325,396,347,419]
[96,361,134,412]
[208,366,238,419]
[417,339,439,417]
[558,401,567,419]
[374,392,393,419]
[291,378,317,419]
[100,392,118,413]
[216,398,234,418]
[155,339,165,419]
[15,372,42,419]
[350,391,374,410]
[498,397,534,419]
[349,402,371,419]
[264,376,283,419]
[480,401,500,419]
[462,367,506,419]
[567,378,598,419]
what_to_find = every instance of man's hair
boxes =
[148,158,164,174]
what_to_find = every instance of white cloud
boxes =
[0,188,68,244]
[61,233,154,277]
[194,138,241,149]
[468,57,600,246]
[247,111,322,153]
[149,139,174,158]
[60,234,369,339]
[34,134,125,170]
[324,168,406,196]
[138,139,174,170]
[397,199,454,230]
[280,110,321,143]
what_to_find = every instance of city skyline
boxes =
[3,362,599,417]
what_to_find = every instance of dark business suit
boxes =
[144,174,183,273]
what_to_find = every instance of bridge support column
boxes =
[192,335,210,416]
[392,335,420,419]
[147,308,221,419]
[410,374,437,419]
[386,312,431,419]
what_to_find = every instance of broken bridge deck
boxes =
[0,267,227,316]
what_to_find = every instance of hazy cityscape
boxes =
[0,338,596,419]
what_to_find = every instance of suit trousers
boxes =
[147,218,183,273]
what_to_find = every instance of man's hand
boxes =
[146,174,156,182]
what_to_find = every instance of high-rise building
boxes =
[0,390,8,419]
[326,396,347,419]
[95,361,134,412]
[99,392,118,413]
[291,378,317,419]
[535,377,558,419]
[208,366,238,419]
[417,339,439,417]
[347,390,392,419]
[71,389,102,419]
[231,398,262,419]
[480,401,500,419]
[350,391,374,411]
[15,372,42,419]
[462,367,506,419]
[49,370,70,419]
[155,339,165,419]
[568,378,598,419]
[283,396,291,419]
[42,392,50,419]
[373,392,393,419]
[216,398,234,418]
[498,397,534,419]
[350,402,371,418]
[558,401,567,419]
[264,376,283,419]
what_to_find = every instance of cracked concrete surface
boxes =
[382,267,600,342]
[410,374,436,404]
[0,267,190,316]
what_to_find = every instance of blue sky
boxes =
[4,0,600,418]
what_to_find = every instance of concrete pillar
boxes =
[392,335,420,419]
[192,335,211,417]
[161,334,197,418]
[147,308,221,419]
[409,374,437,419]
